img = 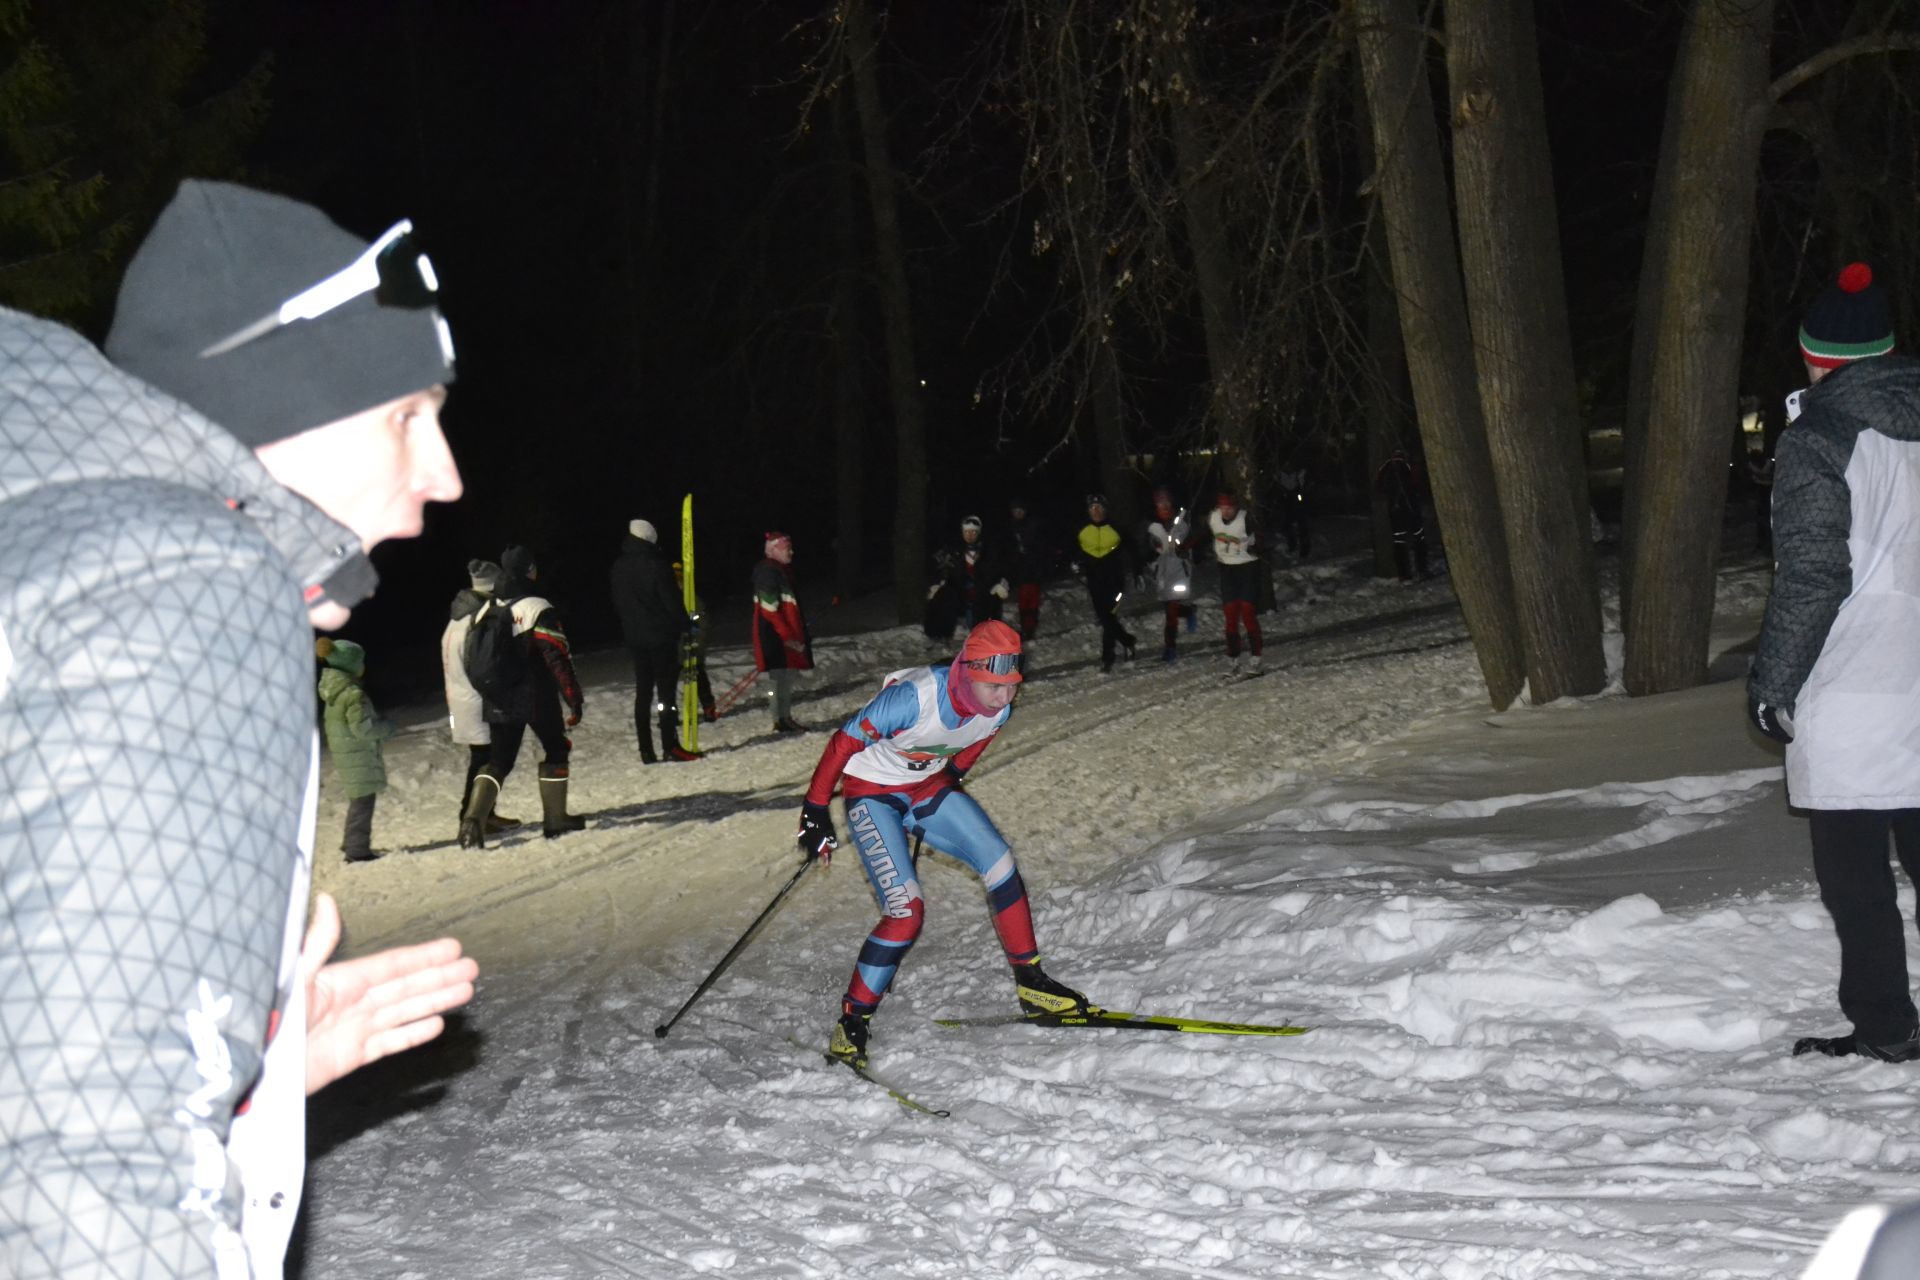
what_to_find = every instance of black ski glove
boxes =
[1748,694,1793,745]
[797,801,838,864]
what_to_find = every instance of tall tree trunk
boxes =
[829,91,865,602]
[1445,0,1605,700]
[845,0,928,622]
[1622,0,1777,694]
[1351,0,1526,709]
[1167,39,1259,507]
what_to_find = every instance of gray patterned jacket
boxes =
[0,305,376,1277]
[1750,354,1920,809]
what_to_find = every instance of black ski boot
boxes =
[829,1007,872,1068]
[1013,960,1090,1016]
[1794,1028,1920,1062]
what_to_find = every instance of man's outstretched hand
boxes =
[301,892,480,1096]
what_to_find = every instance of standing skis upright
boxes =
[679,492,700,754]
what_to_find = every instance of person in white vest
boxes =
[1208,490,1265,676]
[792,619,1088,1068]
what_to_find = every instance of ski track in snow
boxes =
[295,552,1907,1279]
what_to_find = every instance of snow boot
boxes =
[1794,1028,1920,1062]
[1013,960,1090,1016]
[458,774,500,850]
[1248,653,1264,676]
[829,1007,872,1068]
[538,766,588,839]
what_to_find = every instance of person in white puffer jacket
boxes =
[441,558,521,835]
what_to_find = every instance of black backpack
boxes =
[463,598,531,711]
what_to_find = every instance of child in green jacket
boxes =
[317,637,397,862]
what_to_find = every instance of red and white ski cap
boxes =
[959,619,1024,684]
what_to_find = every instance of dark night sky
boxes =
[182,0,1885,697]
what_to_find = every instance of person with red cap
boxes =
[794,618,1087,1067]
[1208,490,1265,676]
[1751,261,1920,1064]
[752,531,813,732]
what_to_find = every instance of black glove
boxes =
[797,801,838,863]
[943,765,968,791]
[1748,694,1794,745]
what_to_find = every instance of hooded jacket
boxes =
[1751,355,1920,809]
[0,306,377,1275]
[318,666,396,798]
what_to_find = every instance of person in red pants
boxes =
[1208,491,1264,676]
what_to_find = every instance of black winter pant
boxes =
[1086,572,1134,667]
[1810,808,1920,1045]
[481,696,570,784]
[342,793,376,859]
[1388,502,1429,580]
[630,643,681,760]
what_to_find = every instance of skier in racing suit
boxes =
[793,619,1087,1066]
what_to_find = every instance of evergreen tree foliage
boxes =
[0,0,267,329]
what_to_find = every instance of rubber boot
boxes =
[458,774,499,849]
[538,766,588,839]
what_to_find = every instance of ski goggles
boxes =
[199,219,443,358]
[962,652,1023,677]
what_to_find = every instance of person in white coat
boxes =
[1144,488,1195,662]
[441,558,519,834]
[1750,261,1920,1064]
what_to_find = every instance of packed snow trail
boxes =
[295,550,1912,1278]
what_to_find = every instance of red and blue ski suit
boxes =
[805,660,1040,1012]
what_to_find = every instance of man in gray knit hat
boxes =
[1751,261,1920,1065]
[0,180,479,1278]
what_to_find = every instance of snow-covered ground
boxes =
[293,533,1915,1279]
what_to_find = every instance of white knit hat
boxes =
[630,519,658,543]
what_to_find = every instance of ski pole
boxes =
[713,669,761,716]
[654,856,816,1039]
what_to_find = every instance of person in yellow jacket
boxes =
[1072,494,1137,672]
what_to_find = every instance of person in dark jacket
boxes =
[1375,451,1430,581]
[460,545,589,844]
[610,518,699,763]
[923,515,1009,645]
[0,180,477,1279]
[1007,497,1051,640]
[1073,494,1136,672]
[1750,261,1920,1064]
[673,559,718,721]
[315,637,396,862]
[752,531,813,732]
